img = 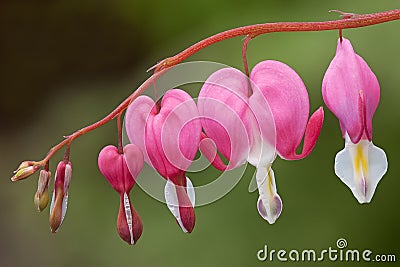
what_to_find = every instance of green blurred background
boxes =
[1,0,399,266]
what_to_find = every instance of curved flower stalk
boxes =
[125,89,201,233]
[322,38,388,203]
[198,60,324,224]
[98,144,144,245]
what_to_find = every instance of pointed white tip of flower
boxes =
[257,194,282,224]
[335,138,388,203]
[164,177,195,233]
[123,192,134,245]
[255,166,282,224]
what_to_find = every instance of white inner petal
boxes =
[49,189,55,216]
[64,164,72,192]
[123,192,134,245]
[335,134,388,203]
[164,178,196,233]
[186,177,196,207]
[247,138,276,169]
[255,165,282,224]
[49,170,58,213]
[59,193,68,232]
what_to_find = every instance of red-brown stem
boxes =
[37,68,170,166]
[242,35,252,77]
[44,161,49,172]
[35,9,400,165]
[63,142,71,163]
[242,34,254,96]
[154,9,400,71]
[117,112,123,154]
[339,29,343,42]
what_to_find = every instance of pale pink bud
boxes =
[34,169,51,212]
[49,161,72,233]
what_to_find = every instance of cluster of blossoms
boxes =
[11,37,388,245]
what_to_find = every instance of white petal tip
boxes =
[334,140,388,204]
[257,195,282,224]
[164,178,196,233]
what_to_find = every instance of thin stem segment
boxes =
[242,35,253,78]
[36,68,170,166]
[117,112,123,154]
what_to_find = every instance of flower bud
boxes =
[322,38,387,203]
[49,161,72,233]
[34,169,51,212]
[117,192,143,245]
[98,144,144,244]
[125,90,201,233]
[11,161,42,181]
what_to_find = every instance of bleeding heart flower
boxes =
[198,60,323,224]
[322,37,388,203]
[98,144,144,245]
[250,61,324,160]
[125,89,201,233]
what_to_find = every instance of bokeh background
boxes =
[1,0,399,266]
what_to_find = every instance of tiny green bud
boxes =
[11,161,42,181]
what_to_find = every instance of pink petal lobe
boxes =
[98,145,137,194]
[198,67,252,169]
[250,60,312,159]
[286,107,324,160]
[356,54,380,140]
[198,133,228,171]
[126,90,201,179]
[159,89,202,177]
[124,144,144,182]
[322,38,379,143]
[125,96,154,165]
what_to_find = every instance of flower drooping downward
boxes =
[198,60,324,224]
[98,144,144,244]
[125,89,201,233]
[322,38,388,203]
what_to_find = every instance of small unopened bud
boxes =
[11,161,42,181]
[34,170,51,212]
[49,161,72,233]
